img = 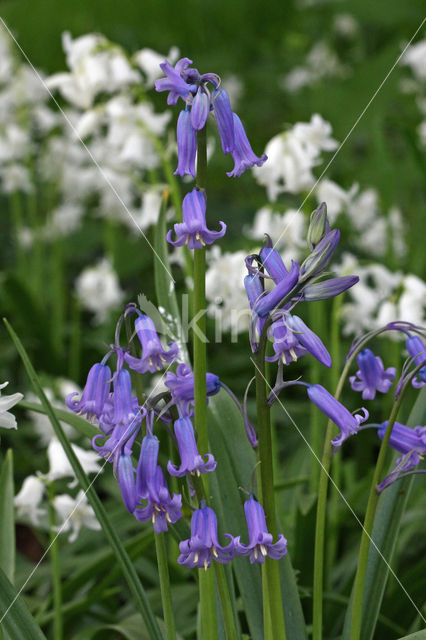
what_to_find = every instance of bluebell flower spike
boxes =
[178,503,234,569]
[66,362,111,421]
[124,314,179,374]
[167,189,226,249]
[234,495,287,564]
[349,348,396,400]
[167,417,217,477]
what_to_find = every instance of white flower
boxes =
[347,187,380,231]
[14,476,46,526]
[75,258,124,324]
[315,179,358,223]
[133,46,179,88]
[42,203,84,239]
[402,39,426,82]
[128,187,163,232]
[388,206,406,258]
[0,382,23,430]
[245,206,306,263]
[254,115,338,200]
[53,490,101,542]
[282,67,314,93]
[0,164,33,194]
[205,247,250,335]
[333,14,359,37]
[44,438,102,486]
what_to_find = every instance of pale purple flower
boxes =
[178,503,234,569]
[406,335,426,388]
[226,113,267,177]
[377,421,426,491]
[167,189,226,249]
[66,362,111,420]
[167,417,216,477]
[175,109,196,177]
[165,363,220,415]
[124,315,179,374]
[234,495,287,564]
[349,349,396,400]
[253,261,300,318]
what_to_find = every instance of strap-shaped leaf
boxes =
[342,387,426,639]
[18,400,98,439]
[0,567,46,640]
[4,318,163,640]
[396,632,426,640]
[0,450,14,584]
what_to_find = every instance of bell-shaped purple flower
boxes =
[191,88,210,130]
[377,421,426,491]
[155,58,192,105]
[260,236,289,283]
[226,113,267,178]
[234,495,287,564]
[212,87,234,153]
[167,189,226,250]
[266,318,307,365]
[165,363,220,416]
[167,417,217,477]
[112,369,140,426]
[285,314,332,367]
[175,109,196,177]
[178,503,234,569]
[349,349,396,400]
[307,384,369,450]
[406,335,426,388]
[116,453,137,513]
[66,363,111,420]
[254,261,300,318]
[124,315,179,374]
[301,276,359,302]
[135,435,182,532]
[299,229,340,283]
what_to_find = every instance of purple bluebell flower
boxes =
[167,417,217,477]
[155,58,193,105]
[307,384,369,450]
[259,235,289,283]
[234,495,287,564]
[175,109,197,177]
[253,261,300,318]
[226,113,267,177]
[301,276,359,302]
[244,271,266,337]
[116,453,137,513]
[307,202,330,250]
[178,502,234,569]
[165,363,220,415]
[212,87,234,153]
[406,335,426,388]
[349,349,396,400]
[155,57,266,177]
[66,362,111,420]
[377,421,426,491]
[124,315,179,374]
[299,229,340,283]
[135,434,182,532]
[167,189,226,249]
[267,314,331,367]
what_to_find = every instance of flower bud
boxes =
[302,275,359,301]
[307,202,330,250]
[299,229,340,283]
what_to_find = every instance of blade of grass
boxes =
[0,567,47,640]
[0,450,15,584]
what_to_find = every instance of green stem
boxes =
[50,239,65,356]
[254,345,286,640]
[309,302,326,491]
[214,563,239,640]
[154,533,176,640]
[9,191,26,277]
[193,124,217,640]
[349,366,420,640]
[68,297,81,382]
[48,483,63,640]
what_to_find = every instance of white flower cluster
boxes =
[74,258,125,324]
[336,253,426,337]
[400,38,426,147]
[0,381,23,430]
[253,114,338,199]
[282,40,349,94]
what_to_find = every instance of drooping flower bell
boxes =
[178,502,234,569]
[377,421,426,491]
[135,434,182,532]
[234,495,287,564]
[349,348,396,400]
[66,362,111,421]
[266,314,331,367]
[155,57,267,178]
[307,384,369,450]
[167,417,217,477]
[167,189,226,250]
[124,314,179,374]
[253,261,300,318]
[165,363,221,416]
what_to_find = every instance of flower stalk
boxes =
[154,533,177,640]
[48,482,63,640]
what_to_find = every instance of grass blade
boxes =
[0,450,15,584]
[0,567,47,640]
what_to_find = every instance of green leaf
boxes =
[152,191,189,363]
[0,566,47,640]
[208,391,307,640]
[396,631,426,640]
[18,400,98,439]
[0,451,14,584]
[4,318,163,640]
[342,386,426,640]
